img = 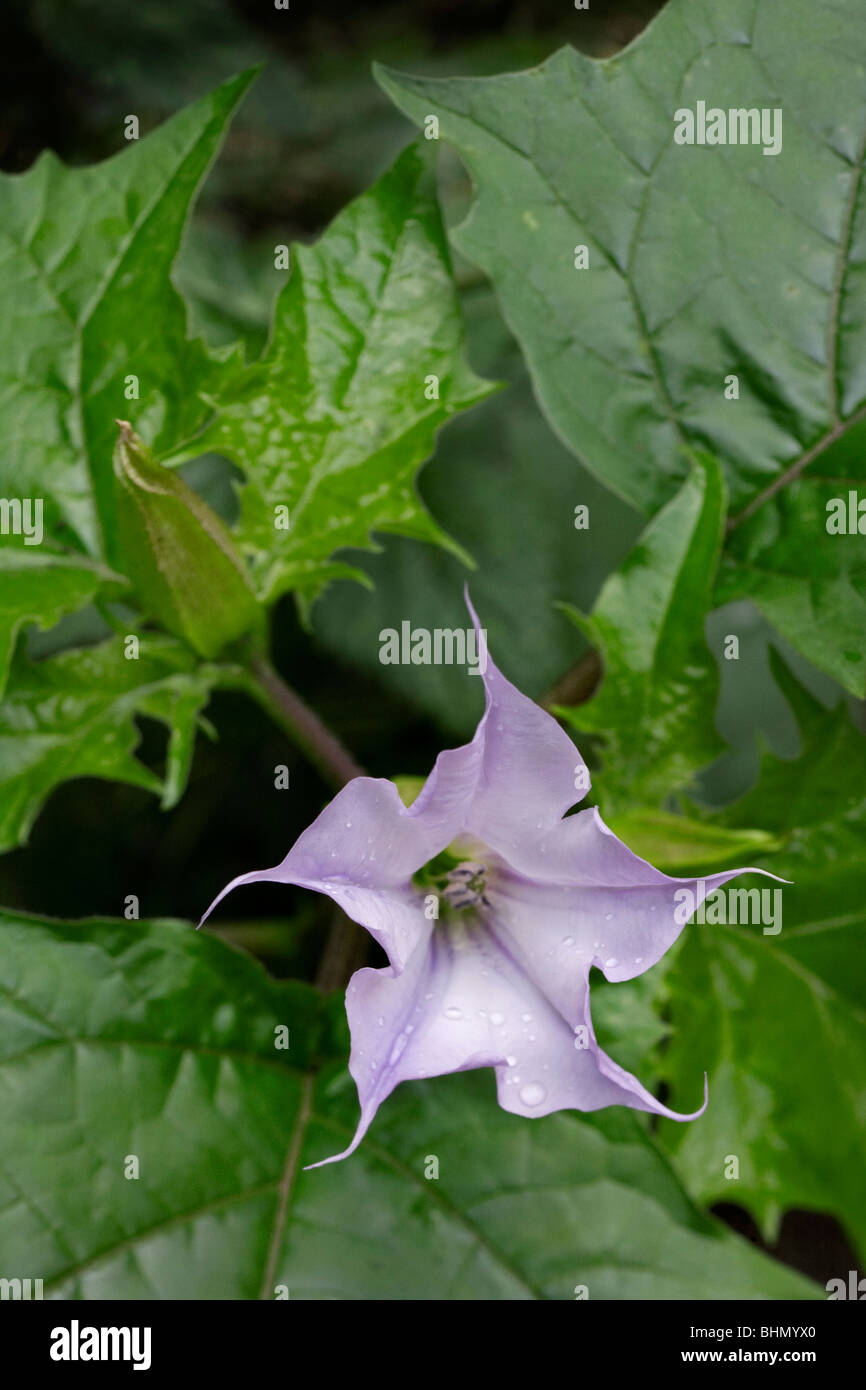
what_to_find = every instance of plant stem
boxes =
[246,653,365,790]
[315,904,370,994]
[542,650,601,709]
[243,652,367,990]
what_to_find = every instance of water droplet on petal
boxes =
[519,1082,546,1107]
[345,821,352,828]
[377,1016,384,1027]
[605,957,618,968]
[444,1006,463,1020]
[635,956,643,964]
[604,913,613,921]
[490,1011,506,1026]
[506,1055,517,1067]
[562,936,574,947]
[521,1013,532,1023]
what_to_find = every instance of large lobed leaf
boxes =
[169,141,496,606]
[0,71,255,564]
[0,81,492,845]
[0,74,256,844]
[659,656,866,1257]
[378,0,866,693]
[0,909,817,1300]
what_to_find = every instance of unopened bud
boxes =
[113,421,261,659]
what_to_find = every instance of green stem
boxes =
[542,649,601,710]
[315,904,371,994]
[245,652,365,791]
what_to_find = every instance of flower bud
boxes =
[113,420,261,659]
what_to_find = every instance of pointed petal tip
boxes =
[715,865,791,886]
[302,1153,343,1172]
[197,866,278,932]
[670,1070,709,1122]
[303,1124,368,1170]
[462,583,480,631]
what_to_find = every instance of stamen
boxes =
[442,861,489,911]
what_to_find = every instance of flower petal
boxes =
[307,913,701,1168]
[459,592,592,857]
[200,777,440,968]
[485,806,784,981]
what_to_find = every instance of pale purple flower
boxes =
[202,600,766,1167]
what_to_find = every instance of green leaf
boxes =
[719,455,866,700]
[377,0,866,692]
[590,970,672,1082]
[170,141,497,606]
[0,69,257,563]
[659,657,866,1255]
[604,808,783,874]
[0,76,264,850]
[0,908,817,1299]
[0,636,237,851]
[0,549,124,698]
[559,455,727,811]
[716,647,866,842]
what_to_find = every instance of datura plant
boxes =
[2,0,864,1307]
